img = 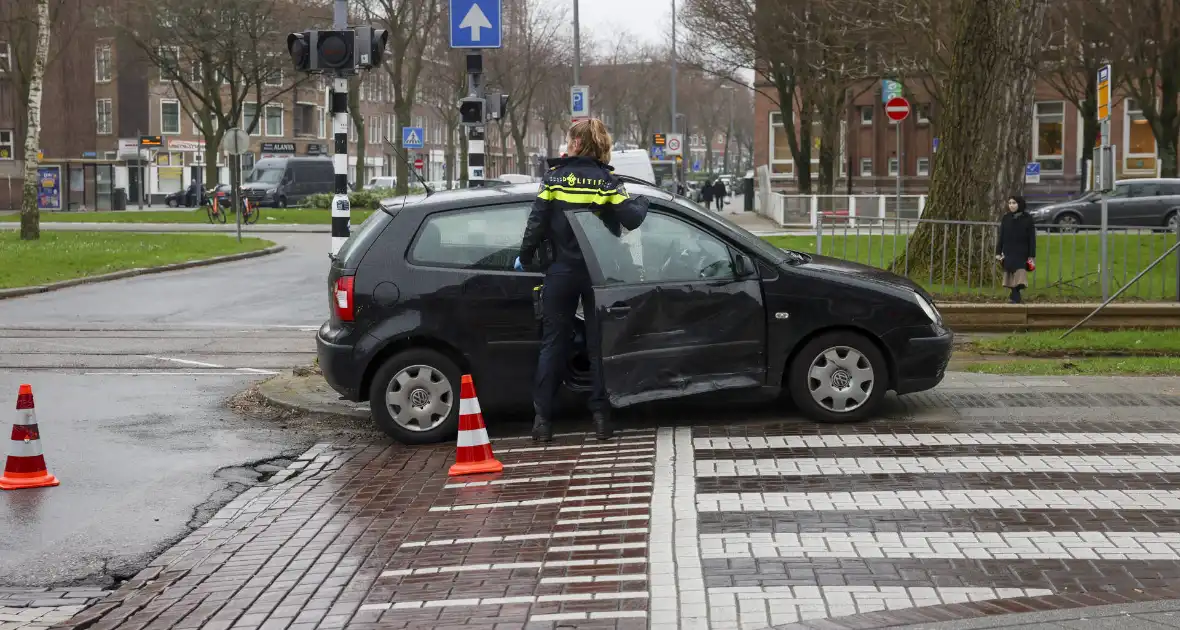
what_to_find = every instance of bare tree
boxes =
[1100,1,1180,177]
[888,0,1048,283]
[0,0,83,133]
[1041,0,1117,191]
[119,0,312,185]
[421,42,469,188]
[485,0,565,173]
[364,0,441,195]
[617,46,670,151]
[18,0,50,240]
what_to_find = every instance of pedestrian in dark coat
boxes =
[995,195,1036,304]
[700,179,714,206]
[712,179,727,211]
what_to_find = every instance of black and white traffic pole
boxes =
[330,0,350,257]
[467,52,485,188]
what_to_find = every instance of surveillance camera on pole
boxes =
[286,7,389,257]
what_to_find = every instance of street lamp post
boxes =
[670,0,677,135]
[573,0,580,86]
[722,84,734,174]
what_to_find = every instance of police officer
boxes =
[515,119,649,442]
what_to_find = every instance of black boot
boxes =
[532,415,553,442]
[593,410,614,441]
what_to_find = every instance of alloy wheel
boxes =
[385,364,453,432]
[806,346,875,413]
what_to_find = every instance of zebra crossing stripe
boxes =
[696,455,1180,477]
[700,531,1180,560]
[693,433,1180,450]
[696,489,1180,512]
[706,586,1053,628]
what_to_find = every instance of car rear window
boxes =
[335,209,393,268]
[408,204,530,271]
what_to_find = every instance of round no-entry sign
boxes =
[414,157,424,170]
[885,96,911,122]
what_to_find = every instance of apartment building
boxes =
[754,77,1160,199]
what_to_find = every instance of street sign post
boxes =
[224,127,251,244]
[881,80,903,104]
[665,133,683,157]
[571,85,589,122]
[885,96,910,213]
[1096,64,1113,298]
[1025,162,1041,184]
[402,127,425,149]
[450,0,501,48]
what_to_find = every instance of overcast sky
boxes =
[576,0,674,49]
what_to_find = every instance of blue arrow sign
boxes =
[402,127,425,149]
[450,0,502,49]
[692,160,701,172]
[1026,162,1041,176]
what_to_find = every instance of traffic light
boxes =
[353,26,389,69]
[459,97,485,125]
[286,30,355,72]
[486,92,510,120]
[314,29,354,70]
[287,31,311,71]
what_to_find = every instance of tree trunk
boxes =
[394,102,412,195]
[1080,92,1098,193]
[893,0,1046,288]
[20,0,51,240]
[444,123,456,190]
[459,132,469,187]
[203,135,220,189]
[816,88,843,195]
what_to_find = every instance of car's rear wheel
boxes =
[787,331,888,424]
[1165,210,1179,233]
[167,198,179,208]
[369,348,461,444]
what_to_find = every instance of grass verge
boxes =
[31,208,374,225]
[961,356,1180,376]
[766,232,1180,301]
[968,329,1180,357]
[0,231,273,289]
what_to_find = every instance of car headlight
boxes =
[913,291,941,324]
[266,188,277,195]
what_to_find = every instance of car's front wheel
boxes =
[369,348,461,444]
[1054,213,1081,232]
[787,331,888,424]
[167,198,179,208]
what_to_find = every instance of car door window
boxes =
[1132,183,1161,197]
[574,210,734,284]
[1109,184,1131,198]
[409,204,529,271]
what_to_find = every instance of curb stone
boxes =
[256,372,370,419]
[0,244,285,301]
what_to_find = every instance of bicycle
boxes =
[240,198,261,225]
[204,197,227,224]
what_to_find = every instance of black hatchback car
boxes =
[316,182,953,444]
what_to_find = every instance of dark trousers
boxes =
[715,196,724,211]
[533,265,608,420]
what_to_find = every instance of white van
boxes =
[608,149,657,184]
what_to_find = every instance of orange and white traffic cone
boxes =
[448,375,503,477]
[0,384,60,490]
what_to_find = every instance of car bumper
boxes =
[885,323,954,395]
[316,322,362,401]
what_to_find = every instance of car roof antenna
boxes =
[384,137,434,197]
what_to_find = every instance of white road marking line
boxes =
[559,502,651,513]
[557,514,651,525]
[399,527,648,548]
[492,430,656,443]
[696,455,1180,477]
[81,371,255,376]
[380,557,647,578]
[576,461,653,470]
[540,574,648,584]
[705,586,1052,628]
[144,355,224,368]
[697,489,1180,512]
[360,591,649,611]
[444,470,653,488]
[549,542,648,552]
[694,433,1180,450]
[565,482,653,491]
[236,367,279,375]
[701,531,1180,560]
[499,441,655,453]
[502,454,653,468]
[530,611,647,621]
[428,492,652,512]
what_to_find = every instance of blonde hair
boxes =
[568,119,612,165]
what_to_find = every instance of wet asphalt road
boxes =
[0,233,327,587]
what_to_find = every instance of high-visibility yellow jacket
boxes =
[518,156,649,269]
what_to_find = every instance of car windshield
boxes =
[668,196,806,264]
[247,168,283,184]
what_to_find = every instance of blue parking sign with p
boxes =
[402,127,425,149]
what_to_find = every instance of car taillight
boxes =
[334,276,355,322]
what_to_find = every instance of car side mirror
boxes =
[734,253,755,277]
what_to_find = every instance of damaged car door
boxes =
[569,209,767,408]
